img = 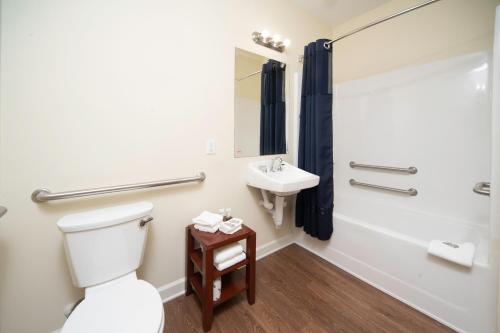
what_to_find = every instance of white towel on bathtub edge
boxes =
[427,240,475,268]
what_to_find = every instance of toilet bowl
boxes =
[57,202,164,333]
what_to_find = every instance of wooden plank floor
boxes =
[164,244,455,333]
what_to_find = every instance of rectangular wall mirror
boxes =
[234,48,288,158]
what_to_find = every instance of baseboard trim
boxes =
[293,241,464,333]
[159,234,294,303]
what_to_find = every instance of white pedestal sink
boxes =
[246,160,319,227]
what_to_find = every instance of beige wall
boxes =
[332,0,500,83]
[0,1,330,332]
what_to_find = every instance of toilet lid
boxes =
[62,279,163,333]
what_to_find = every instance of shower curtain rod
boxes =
[236,63,286,81]
[236,70,261,81]
[324,0,442,49]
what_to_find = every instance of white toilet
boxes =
[57,201,164,333]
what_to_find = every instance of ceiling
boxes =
[291,0,391,28]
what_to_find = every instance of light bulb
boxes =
[273,34,281,42]
[261,30,270,39]
[283,39,291,47]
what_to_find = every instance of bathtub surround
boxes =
[0,0,330,332]
[295,39,334,241]
[308,51,495,333]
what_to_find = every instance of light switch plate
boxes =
[206,139,216,154]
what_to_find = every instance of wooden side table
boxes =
[185,224,256,331]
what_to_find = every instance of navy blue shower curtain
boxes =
[295,39,333,241]
[260,60,286,155]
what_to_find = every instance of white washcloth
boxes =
[428,240,475,268]
[215,252,246,271]
[194,223,220,233]
[214,243,244,264]
[219,218,243,234]
[192,211,223,227]
[213,277,221,301]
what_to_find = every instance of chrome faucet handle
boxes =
[271,157,284,172]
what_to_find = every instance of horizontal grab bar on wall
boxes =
[349,179,418,196]
[473,182,490,196]
[350,161,417,174]
[31,172,206,203]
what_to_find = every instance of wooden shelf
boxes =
[190,248,249,277]
[186,224,256,331]
[189,270,247,307]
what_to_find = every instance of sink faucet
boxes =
[271,157,285,172]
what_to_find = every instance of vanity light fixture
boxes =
[252,30,290,53]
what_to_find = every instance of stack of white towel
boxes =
[211,243,246,301]
[213,242,246,271]
[192,211,223,233]
[192,211,243,234]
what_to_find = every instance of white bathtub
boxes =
[295,202,498,333]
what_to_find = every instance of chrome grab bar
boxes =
[349,179,418,196]
[350,161,417,174]
[473,182,490,196]
[31,172,206,203]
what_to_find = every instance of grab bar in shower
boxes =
[473,182,490,196]
[31,172,206,203]
[349,161,417,174]
[349,179,418,196]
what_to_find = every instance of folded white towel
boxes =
[428,240,475,268]
[194,223,219,233]
[214,243,244,264]
[213,277,221,301]
[192,211,223,227]
[219,218,243,234]
[215,252,246,271]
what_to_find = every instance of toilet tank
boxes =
[57,202,154,288]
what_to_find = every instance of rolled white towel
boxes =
[192,211,223,227]
[215,252,246,271]
[427,240,475,268]
[213,277,221,301]
[194,223,219,233]
[214,243,244,264]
